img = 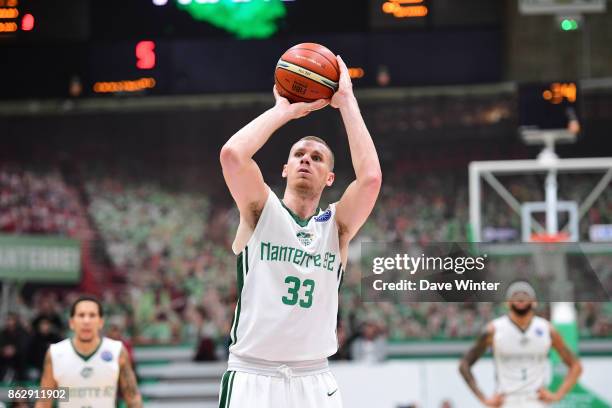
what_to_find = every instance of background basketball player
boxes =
[459,282,582,407]
[218,54,381,407]
[36,295,142,408]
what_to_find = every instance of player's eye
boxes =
[313,155,322,162]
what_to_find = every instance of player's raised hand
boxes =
[538,388,561,403]
[330,55,355,109]
[273,85,328,119]
[480,393,505,407]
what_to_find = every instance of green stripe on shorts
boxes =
[226,371,236,408]
[218,371,230,408]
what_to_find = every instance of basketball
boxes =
[275,43,340,103]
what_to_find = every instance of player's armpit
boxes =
[34,350,57,408]
[458,324,494,402]
[118,347,143,408]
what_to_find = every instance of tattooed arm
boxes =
[459,323,503,407]
[118,346,143,408]
[538,326,582,403]
[34,350,58,408]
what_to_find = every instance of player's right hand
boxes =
[273,85,328,119]
[480,393,505,407]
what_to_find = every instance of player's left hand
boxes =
[537,388,561,403]
[330,55,355,109]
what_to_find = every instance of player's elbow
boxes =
[220,144,243,172]
[573,360,583,377]
[458,359,470,376]
[361,170,382,192]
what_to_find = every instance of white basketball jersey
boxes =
[50,337,123,408]
[229,190,343,362]
[492,315,552,396]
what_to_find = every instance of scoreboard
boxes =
[519,82,580,130]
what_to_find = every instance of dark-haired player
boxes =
[36,295,142,408]
[459,282,582,407]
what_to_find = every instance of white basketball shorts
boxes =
[218,354,343,408]
[502,394,548,408]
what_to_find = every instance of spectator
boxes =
[0,313,29,383]
[350,321,387,362]
[28,318,62,376]
[137,312,176,345]
[194,307,217,361]
[31,297,64,337]
[106,317,135,366]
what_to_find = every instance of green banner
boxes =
[0,234,81,283]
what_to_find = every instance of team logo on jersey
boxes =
[315,209,331,222]
[101,350,113,362]
[296,231,313,246]
[80,367,94,378]
[535,327,544,337]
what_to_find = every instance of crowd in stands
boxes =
[0,165,84,236]
[1,157,611,377]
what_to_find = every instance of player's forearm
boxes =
[555,361,582,399]
[221,106,290,166]
[459,361,486,401]
[339,97,382,183]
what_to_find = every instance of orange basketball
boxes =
[274,43,340,103]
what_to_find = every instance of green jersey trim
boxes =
[508,315,535,334]
[230,248,247,346]
[280,200,319,227]
[70,337,103,362]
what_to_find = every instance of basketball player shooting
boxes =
[218,54,382,407]
[35,296,142,408]
[459,282,582,408]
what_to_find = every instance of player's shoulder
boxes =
[101,337,124,352]
[314,204,335,223]
[48,338,72,361]
[50,337,71,351]
[531,316,553,333]
[491,314,509,328]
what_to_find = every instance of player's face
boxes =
[69,301,104,343]
[283,140,334,192]
[507,292,536,316]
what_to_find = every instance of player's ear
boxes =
[282,164,288,178]
[99,317,105,330]
[69,317,75,332]
[326,171,335,187]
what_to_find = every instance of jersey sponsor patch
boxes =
[101,350,113,362]
[315,209,331,222]
[80,366,94,378]
[296,231,313,246]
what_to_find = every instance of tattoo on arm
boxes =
[459,329,492,400]
[118,348,143,408]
